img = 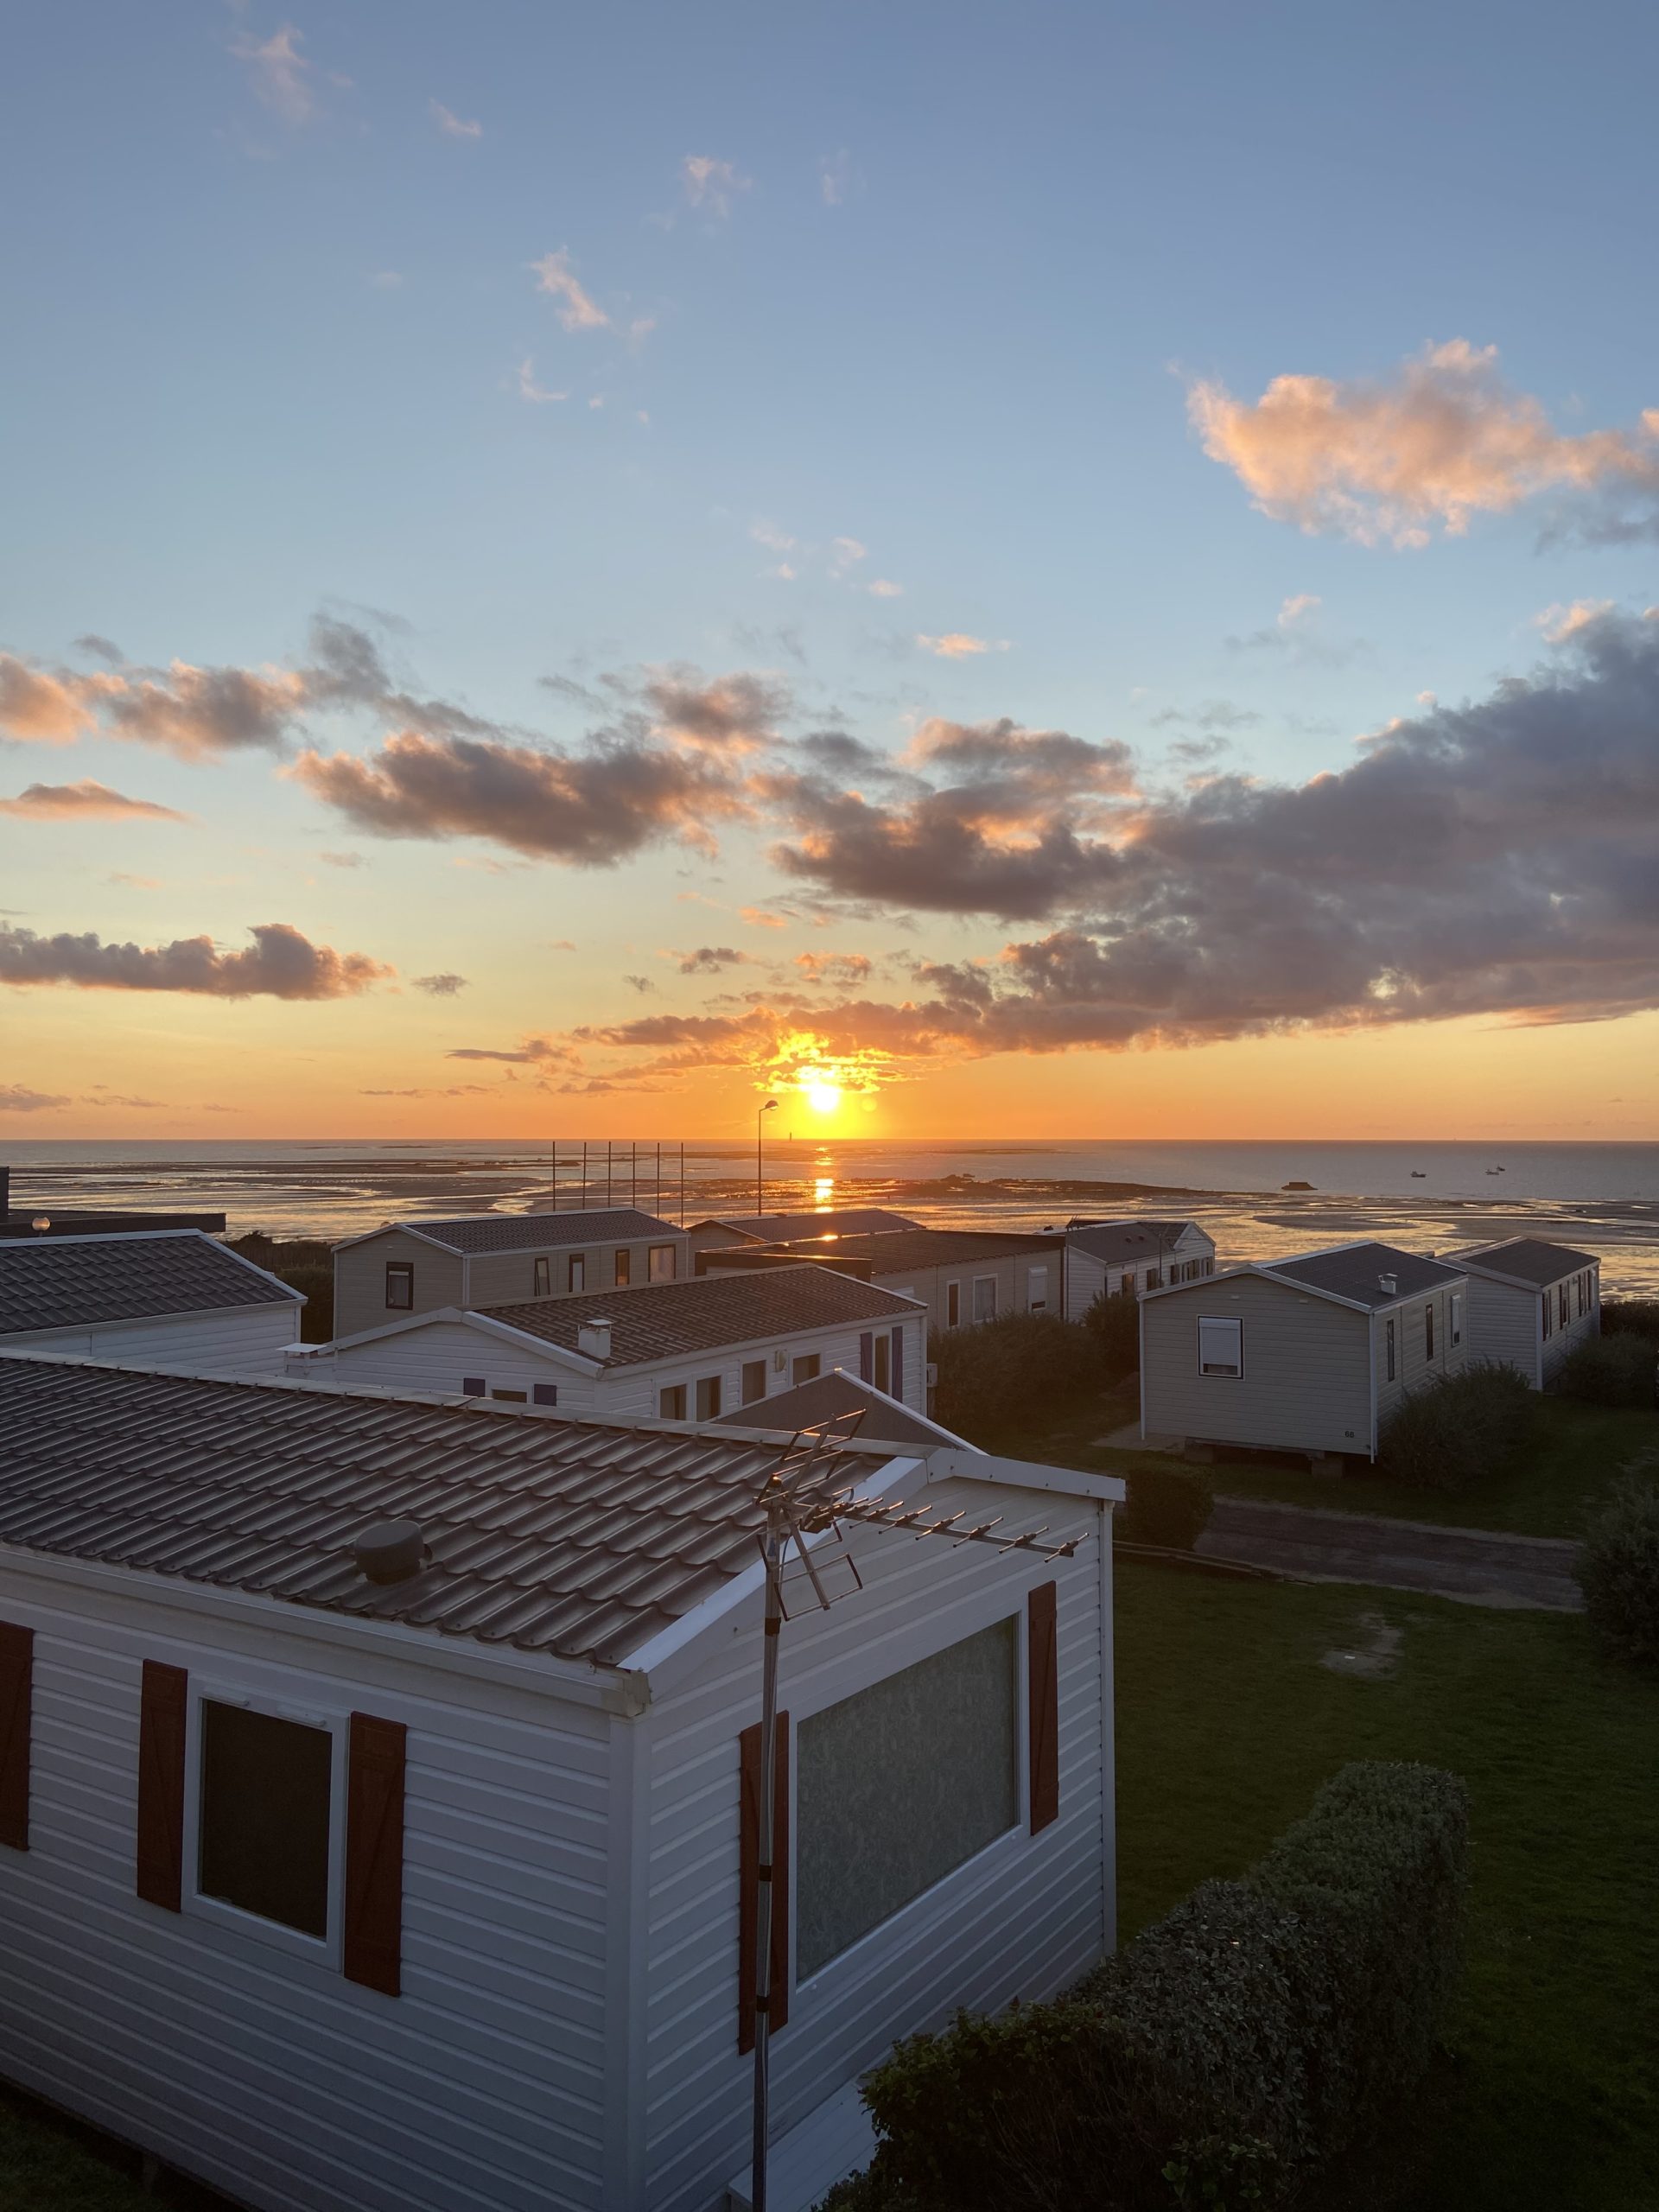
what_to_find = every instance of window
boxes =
[1385,1318,1396,1381]
[1577,1273,1586,1318]
[792,1352,822,1386]
[1027,1266,1048,1313]
[741,1359,767,1404]
[1559,1283,1569,1329]
[198,1701,332,1939]
[1541,1291,1552,1340]
[1147,1268,1161,1290]
[795,1619,1017,1980]
[613,1249,632,1287]
[385,1263,413,1311]
[461,1376,486,1396]
[491,1387,527,1403]
[533,1257,551,1297]
[1425,1302,1436,1360]
[946,1281,961,1328]
[649,1244,677,1283]
[972,1276,997,1324]
[1198,1316,1243,1377]
[1120,1272,1135,1298]
[1450,1293,1463,1349]
[568,1253,585,1294]
[873,1332,891,1394]
[695,1375,723,1421]
[658,1383,688,1421]
[532,1382,558,1408]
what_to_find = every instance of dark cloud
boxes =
[1148,701,1262,732]
[444,1036,571,1065]
[675,945,753,973]
[0,922,393,1000]
[624,973,656,994]
[0,1083,71,1113]
[644,669,786,750]
[104,664,309,757]
[412,972,468,995]
[72,634,124,665]
[0,781,190,823]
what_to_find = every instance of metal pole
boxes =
[631,1143,638,1209]
[607,1141,613,1208]
[751,1516,785,2212]
[679,1141,685,1227]
[756,1101,777,1218]
[550,1135,557,1211]
[581,1141,588,1210]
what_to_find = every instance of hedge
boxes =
[1575,1478,1659,1664]
[1121,1466,1212,1552]
[1377,1361,1533,1490]
[835,1761,1468,2212]
[1599,1297,1659,1344]
[1084,1289,1141,1376]
[931,1313,1103,1439]
[1556,1332,1657,1409]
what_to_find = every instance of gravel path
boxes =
[1198,1495,1585,1611]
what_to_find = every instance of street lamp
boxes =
[756,1097,779,1217]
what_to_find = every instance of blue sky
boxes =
[3,1,1656,1139]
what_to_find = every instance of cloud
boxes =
[1189,340,1659,548]
[73,634,124,664]
[675,945,753,974]
[107,873,162,890]
[316,849,365,868]
[868,579,905,599]
[644,668,787,751]
[1149,700,1262,732]
[104,661,309,758]
[795,950,873,987]
[819,151,857,207]
[361,1084,493,1098]
[232,22,328,125]
[0,1084,71,1114]
[529,249,610,331]
[916,633,1010,658]
[517,357,568,404]
[0,780,189,823]
[624,973,655,994]
[444,1035,572,1066]
[0,657,116,742]
[0,921,393,999]
[413,971,468,995]
[1535,599,1613,645]
[430,100,481,139]
[682,156,750,217]
[79,1092,166,1109]
[829,537,867,577]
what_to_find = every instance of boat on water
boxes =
[1411,1171,1427,1178]
[1486,1166,1506,1175]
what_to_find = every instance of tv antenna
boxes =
[745,1412,1079,2212]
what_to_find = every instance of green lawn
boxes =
[1116,1559,1659,2211]
[0,2094,143,2212]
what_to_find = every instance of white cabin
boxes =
[0,1229,302,1377]
[1063,1219,1217,1316]
[1438,1237,1601,1388]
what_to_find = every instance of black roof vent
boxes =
[353,1519,427,1585]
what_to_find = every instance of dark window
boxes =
[385,1263,413,1311]
[649,1244,677,1282]
[1425,1303,1436,1360]
[945,1281,960,1328]
[532,1382,558,1408]
[1541,1291,1552,1339]
[568,1253,586,1294]
[533,1257,551,1297]
[1559,1283,1569,1328]
[741,1359,767,1404]
[1027,1265,1048,1313]
[491,1387,528,1403]
[792,1353,822,1386]
[1147,1268,1161,1290]
[1450,1294,1463,1349]
[613,1249,632,1287]
[461,1376,486,1396]
[1119,1273,1135,1298]
[198,1701,332,1939]
[696,1375,723,1421]
[1385,1319,1396,1382]
[873,1333,891,1394]
[972,1276,997,1324]
[659,1383,688,1421]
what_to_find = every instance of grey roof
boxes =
[1260,1242,1465,1310]
[482,1264,919,1366]
[0,1356,894,1669]
[1064,1219,1201,1266]
[695,1207,923,1243]
[755,1227,1063,1274]
[381,1209,683,1255]
[1452,1237,1600,1287]
[715,1369,963,1451]
[0,1231,301,1338]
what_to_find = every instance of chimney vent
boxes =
[577,1316,613,1360]
[353,1519,426,1585]
[1378,1272,1398,1295]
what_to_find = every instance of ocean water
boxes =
[6,1137,1659,1294]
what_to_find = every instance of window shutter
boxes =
[738,1713,791,2053]
[890,1326,904,1403]
[0,1624,34,1852]
[136,1660,188,1910]
[1027,1582,1059,1834]
[343,1713,406,1996]
[858,1332,874,1383]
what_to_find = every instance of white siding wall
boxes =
[0,1570,614,2212]
[875,1251,1063,1337]
[639,1486,1109,2212]
[1459,1276,1542,1386]
[302,1320,600,1413]
[1372,1282,1471,1429]
[1064,1229,1215,1319]
[466,1235,690,1309]
[4,1303,301,1380]
[1540,1267,1600,1385]
[334,1232,465,1342]
[1141,1274,1371,1458]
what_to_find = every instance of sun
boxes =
[803,1079,842,1115]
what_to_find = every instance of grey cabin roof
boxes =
[354,1208,683,1256]
[0,1355,898,1669]
[752,1226,1062,1274]
[1259,1241,1465,1310]
[482,1263,920,1366]
[1065,1219,1202,1266]
[693,1207,923,1243]
[0,1230,302,1338]
[1448,1237,1600,1288]
[714,1368,965,1451]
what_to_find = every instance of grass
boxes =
[1116,1560,1659,2211]
[0,2092,144,2211]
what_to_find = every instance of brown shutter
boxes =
[343,1713,406,1996]
[737,1713,790,2053]
[136,1660,188,1909]
[0,1624,34,1852]
[1027,1581,1059,1834]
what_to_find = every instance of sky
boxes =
[3,0,1657,1144]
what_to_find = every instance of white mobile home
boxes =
[1439,1237,1600,1389]
[1139,1240,1469,1466]
[704,1228,1068,1336]
[0,1230,302,1376]
[1063,1220,1217,1315]
[685,1209,922,1263]
[0,1354,1121,2212]
[333,1210,690,1342]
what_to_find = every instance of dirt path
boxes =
[1198,1495,1584,1611]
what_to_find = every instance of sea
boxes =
[6,1138,1659,1295]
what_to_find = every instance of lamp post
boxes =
[756,1097,779,1217]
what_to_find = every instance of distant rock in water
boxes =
[1282,1179,1316,1191]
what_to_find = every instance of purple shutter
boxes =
[344,1713,406,1995]
[1027,1583,1059,1834]
[858,1332,874,1382]
[890,1326,904,1403]
[0,1624,34,1852]
[136,1661,188,1910]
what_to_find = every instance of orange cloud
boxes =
[0,658,120,742]
[0,779,188,822]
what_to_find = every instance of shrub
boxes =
[1556,1332,1657,1410]
[930,1313,1101,1440]
[229,1233,334,1342]
[1121,1465,1212,1551]
[1084,1288,1141,1376]
[1599,1297,1659,1344]
[1377,1361,1533,1491]
[855,1761,1468,2212]
[1576,1478,1659,1664]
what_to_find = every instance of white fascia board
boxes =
[1139,1262,1264,1305]
[924,1448,1126,1506]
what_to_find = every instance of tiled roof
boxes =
[0,1357,893,1668]
[390,1209,683,1255]
[0,1231,301,1338]
[755,1227,1063,1274]
[1452,1237,1600,1287]
[715,1368,963,1450]
[1064,1219,1200,1266]
[483,1263,919,1366]
[696,1208,923,1243]
[1260,1241,1465,1310]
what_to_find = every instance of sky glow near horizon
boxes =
[3,1,1657,1143]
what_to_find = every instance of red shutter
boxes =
[136,1660,188,1909]
[343,1713,406,1996]
[0,1624,34,1852]
[1027,1581,1059,1834]
[737,1713,790,2053]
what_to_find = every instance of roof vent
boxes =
[1378,1272,1398,1294]
[31,1216,51,1235]
[577,1316,613,1359]
[353,1519,427,1585]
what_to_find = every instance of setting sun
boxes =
[802,1077,842,1114]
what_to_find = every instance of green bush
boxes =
[1556,1332,1656,1409]
[1377,1361,1533,1491]
[1599,1297,1659,1344]
[229,1233,335,1342]
[930,1313,1101,1440]
[854,1761,1468,2212]
[1084,1288,1141,1376]
[1576,1478,1659,1664]
[1121,1466,1212,1551]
